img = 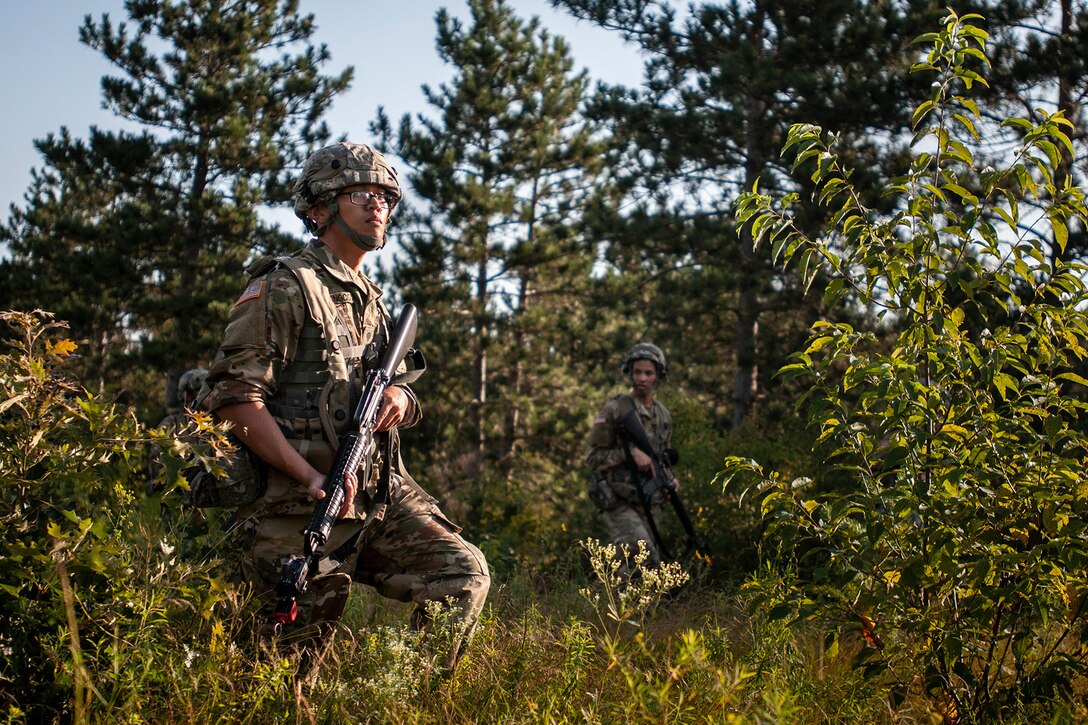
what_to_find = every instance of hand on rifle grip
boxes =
[374,386,409,431]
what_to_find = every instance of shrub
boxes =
[0,310,235,722]
[728,11,1088,720]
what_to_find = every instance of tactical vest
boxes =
[249,255,388,516]
[603,394,672,502]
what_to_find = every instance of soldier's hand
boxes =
[306,469,357,518]
[631,447,653,471]
[374,387,409,432]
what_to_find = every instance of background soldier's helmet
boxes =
[177,368,209,403]
[292,142,402,234]
[622,342,668,378]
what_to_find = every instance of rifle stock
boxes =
[273,304,420,625]
[617,409,704,559]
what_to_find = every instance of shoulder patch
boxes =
[235,279,264,305]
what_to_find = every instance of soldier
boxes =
[148,367,208,494]
[586,343,675,573]
[202,141,489,667]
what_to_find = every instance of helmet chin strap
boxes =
[333,214,385,251]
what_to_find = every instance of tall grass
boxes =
[27,526,913,724]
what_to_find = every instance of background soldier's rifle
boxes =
[617,409,705,560]
[272,304,421,625]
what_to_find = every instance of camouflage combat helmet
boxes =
[178,368,209,402]
[622,342,667,378]
[291,142,401,250]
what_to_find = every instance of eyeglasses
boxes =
[338,190,397,209]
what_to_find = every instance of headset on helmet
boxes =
[622,342,667,378]
[291,142,402,250]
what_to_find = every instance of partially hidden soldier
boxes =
[201,141,489,669]
[148,367,209,495]
[586,343,677,575]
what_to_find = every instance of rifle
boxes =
[617,408,705,560]
[272,303,421,626]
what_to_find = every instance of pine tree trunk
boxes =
[732,37,766,429]
[469,255,488,477]
[172,140,209,406]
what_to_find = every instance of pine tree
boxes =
[0,0,350,412]
[555,0,935,426]
[1,129,163,393]
[373,0,606,555]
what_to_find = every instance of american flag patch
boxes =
[235,279,263,305]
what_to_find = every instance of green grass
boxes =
[42,540,894,724]
[10,513,1088,724]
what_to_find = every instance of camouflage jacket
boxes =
[203,241,422,515]
[585,394,672,502]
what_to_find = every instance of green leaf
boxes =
[766,603,795,622]
[994,372,1018,400]
[943,182,978,206]
[1049,211,1070,253]
[912,100,936,129]
[805,336,836,354]
[1057,373,1088,387]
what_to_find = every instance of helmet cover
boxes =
[177,367,209,401]
[622,342,668,378]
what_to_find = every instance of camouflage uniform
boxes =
[204,240,489,661]
[586,393,673,568]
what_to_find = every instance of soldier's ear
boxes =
[308,202,330,225]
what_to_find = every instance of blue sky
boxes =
[1,1,645,234]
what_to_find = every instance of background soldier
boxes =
[585,343,676,574]
[202,141,489,667]
[147,367,208,494]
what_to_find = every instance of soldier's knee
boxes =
[464,540,490,580]
[463,544,491,608]
[443,538,490,598]
[427,569,490,621]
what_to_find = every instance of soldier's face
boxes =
[630,359,658,395]
[310,183,391,239]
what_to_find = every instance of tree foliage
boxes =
[974,0,1088,265]
[372,0,609,566]
[554,0,932,427]
[0,0,350,414]
[0,311,233,721]
[729,11,1088,717]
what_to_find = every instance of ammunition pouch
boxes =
[641,476,667,507]
[183,434,268,508]
[590,471,667,510]
[588,474,620,511]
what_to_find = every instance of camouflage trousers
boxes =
[233,480,490,667]
[601,502,663,575]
